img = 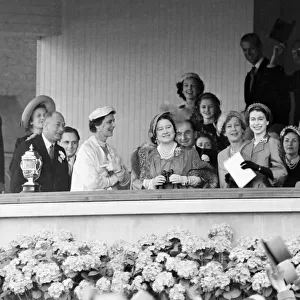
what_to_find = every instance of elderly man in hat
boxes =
[71,106,130,191]
[10,111,69,193]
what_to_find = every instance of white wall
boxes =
[37,0,253,169]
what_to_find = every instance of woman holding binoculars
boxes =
[141,111,218,189]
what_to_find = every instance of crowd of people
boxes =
[6,32,300,192]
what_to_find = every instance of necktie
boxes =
[249,66,256,91]
[68,158,73,176]
[48,144,54,160]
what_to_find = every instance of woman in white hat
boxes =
[71,106,130,191]
[9,95,56,171]
[239,103,287,188]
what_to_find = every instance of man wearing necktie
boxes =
[10,111,69,193]
[71,106,130,191]
[240,33,291,135]
[59,126,80,183]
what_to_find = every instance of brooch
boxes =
[174,146,182,157]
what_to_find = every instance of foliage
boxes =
[0,224,300,300]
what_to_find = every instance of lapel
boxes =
[247,58,269,94]
[252,140,267,155]
[243,135,269,158]
[34,135,52,165]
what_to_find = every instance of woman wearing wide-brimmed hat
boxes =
[239,103,287,188]
[9,95,55,171]
[280,126,300,187]
[216,111,248,188]
[18,95,55,145]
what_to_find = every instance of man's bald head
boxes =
[43,111,65,143]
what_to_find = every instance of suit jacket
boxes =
[244,58,290,125]
[10,134,70,193]
[240,135,287,188]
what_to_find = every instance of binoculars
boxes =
[157,169,177,189]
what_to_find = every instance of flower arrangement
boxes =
[0,224,300,300]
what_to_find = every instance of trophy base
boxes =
[22,183,40,193]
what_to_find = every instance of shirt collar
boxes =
[42,133,54,150]
[68,155,76,164]
[254,57,264,70]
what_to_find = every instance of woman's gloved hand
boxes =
[240,160,259,171]
[240,160,274,179]
[152,175,166,186]
[169,174,187,185]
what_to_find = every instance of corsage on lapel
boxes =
[174,146,182,157]
[58,150,66,163]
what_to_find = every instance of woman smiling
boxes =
[217,111,247,188]
[239,103,287,188]
[141,112,218,189]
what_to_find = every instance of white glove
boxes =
[100,159,122,173]
[169,174,188,185]
[152,175,166,186]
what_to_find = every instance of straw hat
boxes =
[21,95,56,130]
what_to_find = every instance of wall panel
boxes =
[37,0,254,169]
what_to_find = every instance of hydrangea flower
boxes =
[142,262,163,282]
[152,271,175,292]
[33,262,61,284]
[48,282,65,299]
[251,271,271,292]
[96,277,111,292]
[169,283,186,300]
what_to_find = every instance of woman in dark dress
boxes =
[9,95,55,171]
[196,92,229,151]
[280,126,300,187]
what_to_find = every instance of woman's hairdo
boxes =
[199,92,222,121]
[88,112,115,133]
[245,103,273,124]
[149,112,176,145]
[89,116,105,133]
[280,126,300,154]
[176,75,205,100]
[217,111,247,136]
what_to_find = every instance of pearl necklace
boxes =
[157,143,177,160]
[285,155,300,170]
[230,145,242,157]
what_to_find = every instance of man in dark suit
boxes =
[10,111,69,193]
[240,33,291,133]
[59,126,80,186]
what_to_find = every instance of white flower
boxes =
[152,271,175,292]
[96,277,111,292]
[48,282,65,299]
[59,151,66,161]
[201,154,210,162]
